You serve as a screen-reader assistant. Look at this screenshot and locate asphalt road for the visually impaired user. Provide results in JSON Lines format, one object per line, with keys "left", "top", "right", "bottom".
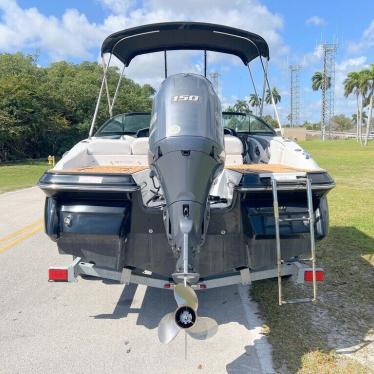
{"left": 0, "top": 187, "right": 275, "bottom": 374}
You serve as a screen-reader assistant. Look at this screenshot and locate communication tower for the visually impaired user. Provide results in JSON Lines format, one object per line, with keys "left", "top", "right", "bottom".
{"left": 289, "top": 65, "right": 301, "bottom": 127}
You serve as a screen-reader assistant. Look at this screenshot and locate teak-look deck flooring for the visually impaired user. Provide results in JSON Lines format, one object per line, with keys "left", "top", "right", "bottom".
{"left": 56, "top": 163, "right": 322, "bottom": 175}
{"left": 61, "top": 165, "right": 148, "bottom": 174}
{"left": 224, "top": 163, "right": 319, "bottom": 174}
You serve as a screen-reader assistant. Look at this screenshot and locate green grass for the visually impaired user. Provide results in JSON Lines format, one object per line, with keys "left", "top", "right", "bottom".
{"left": 251, "top": 139, "right": 374, "bottom": 373}
{"left": 0, "top": 159, "right": 49, "bottom": 193}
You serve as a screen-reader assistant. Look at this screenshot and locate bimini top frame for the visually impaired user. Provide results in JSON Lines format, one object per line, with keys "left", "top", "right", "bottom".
{"left": 101, "top": 22, "right": 269, "bottom": 67}
{"left": 90, "top": 22, "right": 282, "bottom": 137}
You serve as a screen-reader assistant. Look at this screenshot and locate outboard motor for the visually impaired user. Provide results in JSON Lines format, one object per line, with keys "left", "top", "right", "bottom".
{"left": 149, "top": 73, "right": 224, "bottom": 282}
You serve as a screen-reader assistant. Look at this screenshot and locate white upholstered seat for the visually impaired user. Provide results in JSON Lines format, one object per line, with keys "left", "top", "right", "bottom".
{"left": 87, "top": 139, "right": 132, "bottom": 155}
{"left": 224, "top": 135, "right": 243, "bottom": 165}
{"left": 131, "top": 138, "right": 149, "bottom": 155}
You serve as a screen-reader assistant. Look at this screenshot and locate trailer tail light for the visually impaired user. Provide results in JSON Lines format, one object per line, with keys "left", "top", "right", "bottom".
{"left": 163, "top": 283, "right": 172, "bottom": 289}
{"left": 304, "top": 270, "right": 324, "bottom": 282}
{"left": 49, "top": 268, "right": 68, "bottom": 281}
{"left": 198, "top": 284, "right": 207, "bottom": 289}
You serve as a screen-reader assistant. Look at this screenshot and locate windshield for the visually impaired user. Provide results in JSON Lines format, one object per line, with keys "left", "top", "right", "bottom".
{"left": 95, "top": 111, "right": 275, "bottom": 137}
{"left": 95, "top": 113, "right": 151, "bottom": 136}
{"left": 222, "top": 112, "right": 275, "bottom": 134}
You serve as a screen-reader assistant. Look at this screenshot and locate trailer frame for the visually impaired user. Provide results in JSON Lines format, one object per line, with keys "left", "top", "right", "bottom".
{"left": 48, "top": 257, "right": 323, "bottom": 290}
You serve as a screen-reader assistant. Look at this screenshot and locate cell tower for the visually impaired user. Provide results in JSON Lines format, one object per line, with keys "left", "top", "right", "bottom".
{"left": 209, "top": 72, "right": 221, "bottom": 98}
{"left": 321, "top": 43, "right": 337, "bottom": 140}
{"left": 289, "top": 65, "right": 301, "bottom": 127}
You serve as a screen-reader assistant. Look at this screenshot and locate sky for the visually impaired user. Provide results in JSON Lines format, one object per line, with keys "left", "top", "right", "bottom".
{"left": 0, "top": 0, "right": 373, "bottom": 123}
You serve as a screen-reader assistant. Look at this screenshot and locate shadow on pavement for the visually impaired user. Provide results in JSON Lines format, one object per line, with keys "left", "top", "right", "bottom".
{"left": 93, "top": 283, "right": 271, "bottom": 372}
{"left": 94, "top": 283, "right": 246, "bottom": 328}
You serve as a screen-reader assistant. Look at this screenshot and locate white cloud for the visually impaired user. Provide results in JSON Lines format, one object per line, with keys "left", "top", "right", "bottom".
{"left": 144, "top": 0, "right": 288, "bottom": 58}
{"left": 221, "top": 95, "right": 239, "bottom": 109}
{"left": 0, "top": 0, "right": 288, "bottom": 63}
{"left": 305, "top": 16, "right": 326, "bottom": 26}
{"left": 347, "top": 19, "right": 374, "bottom": 53}
{"left": 301, "top": 44, "right": 323, "bottom": 68}
{"left": 124, "top": 50, "right": 202, "bottom": 89}
{"left": 0, "top": 0, "right": 103, "bottom": 60}
{"left": 0, "top": 0, "right": 290, "bottom": 98}
{"left": 336, "top": 56, "right": 367, "bottom": 73}
{"left": 98, "top": 0, "right": 131, "bottom": 14}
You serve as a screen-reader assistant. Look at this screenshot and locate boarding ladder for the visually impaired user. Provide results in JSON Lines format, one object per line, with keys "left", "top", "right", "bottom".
{"left": 271, "top": 175, "right": 317, "bottom": 305}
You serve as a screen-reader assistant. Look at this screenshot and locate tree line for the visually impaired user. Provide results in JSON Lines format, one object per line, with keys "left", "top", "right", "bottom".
{"left": 0, "top": 53, "right": 154, "bottom": 162}
{"left": 2, "top": 52, "right": 372, "bottom": 163}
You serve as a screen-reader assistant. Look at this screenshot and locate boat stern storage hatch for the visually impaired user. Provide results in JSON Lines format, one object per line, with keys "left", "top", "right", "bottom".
{"left": 39, "top": 22, "right": 335, "bottom": 344}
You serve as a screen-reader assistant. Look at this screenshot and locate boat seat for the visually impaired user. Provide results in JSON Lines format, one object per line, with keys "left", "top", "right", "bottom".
{"left": 87, "top": 139, "right": 132, "bottom": 155}
{"left": 129, "top": 138, "right": 149, "bottom": 165}
{"left": 121, "top": 135, "right": 136, "bottom": 143}
{"left": 224, "top": 135, "right": 243, "bottom": 165}
{"left": 131, "top": 137, "right": 149, "bottom": 155}
{"left": 85, "top": 136, "right": 244, "bottom": 166}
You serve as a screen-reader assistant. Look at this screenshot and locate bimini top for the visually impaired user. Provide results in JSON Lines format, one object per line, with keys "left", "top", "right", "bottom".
{"left": 101, "top": 22, "right": 269, "bottom": 67}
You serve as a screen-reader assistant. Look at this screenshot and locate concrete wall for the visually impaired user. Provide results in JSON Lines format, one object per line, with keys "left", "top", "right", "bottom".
{"left": 283, "top": 128, "right": 307, "bottom": 141}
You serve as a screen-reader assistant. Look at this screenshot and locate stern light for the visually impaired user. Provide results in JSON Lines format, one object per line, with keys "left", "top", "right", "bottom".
{"left": 304, "top": 270, "right": 324, "bottom": 282}
{"left": 48, "top": 268, "right": 68, "bottom": 282}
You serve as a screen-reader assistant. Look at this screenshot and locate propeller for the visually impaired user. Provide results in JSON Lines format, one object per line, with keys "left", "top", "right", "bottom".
{"left": 157, "top": 284, "right": 218, "bottom": 347}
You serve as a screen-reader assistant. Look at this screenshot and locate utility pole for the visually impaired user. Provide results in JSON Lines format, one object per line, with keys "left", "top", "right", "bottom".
{"left": 321, "top": 43, "right": 337, "bottom": 140}
{"left": 289, "top": 65, "right": 301, "bottom": 127}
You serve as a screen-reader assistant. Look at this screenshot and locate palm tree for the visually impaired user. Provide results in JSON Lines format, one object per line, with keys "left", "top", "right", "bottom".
{"left": 344, "top": 71, "right": 369, "bottom": 143}
{"left": 358, "top": 70, "right": 370, "bottom": 144}
{"left": 265, "top": 87, "right": 281, "bottom": 105}
{"left": 311, "top": 71, "right": 331, "bottom": 91}
{"left": 352, "top": 112, "right": 367, "bottom": 126}
{"left": 312, "top": 71, "right": 332, "bottom": 140}
{"left": 248, "top": 94, "right": 262, "bottom": 115}
{"left": 264, "top": 87, "right": 281, "bottom": 123}
{"left": 344, "top": 72, "right": 361, "bottom": 142}
{"left": 344, "top": 70, "right": 372, "bottom": 144}
{"left": 363, "top": 64, "right": 374, "bottom": 146}
{"left": 233, "top": 99, "right": 251, "bottom": 114}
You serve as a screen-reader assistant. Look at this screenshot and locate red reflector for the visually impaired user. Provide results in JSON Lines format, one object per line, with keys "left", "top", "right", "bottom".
{"left": 163, "top": 283, "right": 171, "bottom": 289}
{"left": 304, "top": 270, "right": 324, "bottom": 282}
{"left": 49, "top": 268, "right": 68, "bottom": 281}
{"left": 199, "top": 284, "right": 207, "bottom": 289}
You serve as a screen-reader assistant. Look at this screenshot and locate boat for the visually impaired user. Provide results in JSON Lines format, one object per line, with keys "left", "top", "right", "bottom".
{"left": 39, "top": 22, "right": 335, "bottom": 343}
